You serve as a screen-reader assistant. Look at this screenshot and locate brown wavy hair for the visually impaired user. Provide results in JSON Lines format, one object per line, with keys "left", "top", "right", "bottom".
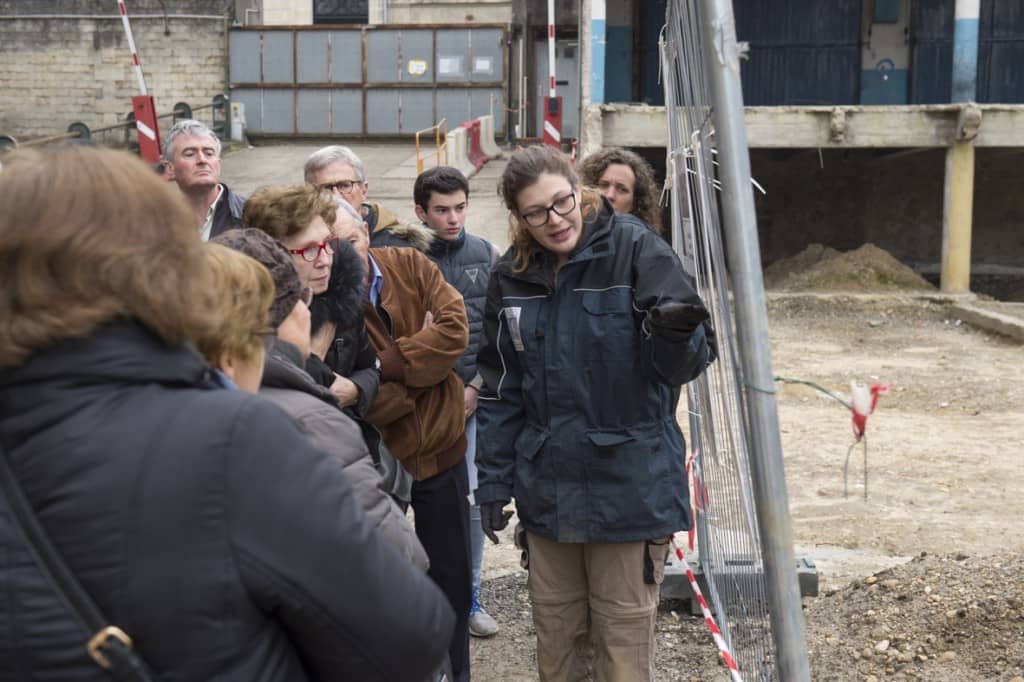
{"left": 0, "top": 146, "right": 217, "bottom": 368}
{"left": 193, "top": 243, "right": 274, "bottom": 365}
{"left": 577, "top": 147, "right": 663, "bottom": 234}
{"left": 498, "top": 145, "right": 602, "bottom": 272}
{"left": 242, "top": 185, "right": 338, "bottom": 240}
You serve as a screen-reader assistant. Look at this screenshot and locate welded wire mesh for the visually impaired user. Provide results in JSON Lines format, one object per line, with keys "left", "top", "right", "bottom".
{"left": 662, "top": 2, "right": 777, "bottom": 679}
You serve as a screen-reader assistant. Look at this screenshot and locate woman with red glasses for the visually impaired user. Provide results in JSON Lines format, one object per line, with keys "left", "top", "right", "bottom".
{"left": 243, "top": 186, "right": 339, "bottom": 295}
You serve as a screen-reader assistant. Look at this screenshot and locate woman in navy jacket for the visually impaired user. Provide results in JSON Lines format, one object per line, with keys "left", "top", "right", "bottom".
{"left": 475, "top": 146, "right": 715, "bottom": 681}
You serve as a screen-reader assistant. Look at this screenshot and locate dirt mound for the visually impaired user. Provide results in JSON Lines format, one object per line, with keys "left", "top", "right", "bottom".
{"left": 806, "top": 553, "right": 1024, "bottom": 681}
{"left": 766, "top": 243, "right": 935, "bottom": 293}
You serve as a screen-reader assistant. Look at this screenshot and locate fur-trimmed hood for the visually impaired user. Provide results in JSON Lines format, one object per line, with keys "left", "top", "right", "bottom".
{"left": 310, "top": 237, "right": 366, "bottom": 335}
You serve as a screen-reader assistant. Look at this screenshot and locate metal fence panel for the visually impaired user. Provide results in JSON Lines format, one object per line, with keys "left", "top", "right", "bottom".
{"left": 297, "top": 32, "right": 329, "bottom": 84}
{"left": 437, "top": 29, "right": 470, "bottom": 83}
{"left": 330, "top": 31, "right": 363, "bottom": 83}
{"left": 297, "top": 89, "right": 330, "bottom": 133}
{"left": 400, "top": 89, "right": 435, "bottom": 132}
{"left": 261, "top": 89, "right": 294, "bottom": 133}
{"left": 262, "top": 32, "right": 294, "bottom": 83}
{"left": 366, "top": 89, "right": 401, "bottom": 133}
{"left": 367, "top": 30, "right": 401, "bottom": 83}
{"left": 469, "top": 28, "right": 503, "bottom": 83}
{"left": 230, "top": 32, "right": 261, "bottom": 83}
{"left": 331, "top": 89, "right": 363, "bottom": 133}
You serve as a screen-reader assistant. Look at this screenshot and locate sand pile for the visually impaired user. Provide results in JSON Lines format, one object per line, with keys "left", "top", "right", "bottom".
{"left": 765, "top": 243, "right": 935, "bottom": 293}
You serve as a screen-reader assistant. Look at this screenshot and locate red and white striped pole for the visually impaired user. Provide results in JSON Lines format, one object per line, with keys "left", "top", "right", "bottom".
{"left": 670, "top": 538, "right": 744, "bottom": 682}
{"left": 542, "top": 0, "right": 562, "bottom": 149}
{"left": 117, "top": 0, "right": 147, "bottom": 95}
{"left": 116, "top": 0, "right": 162, "bottom": 164}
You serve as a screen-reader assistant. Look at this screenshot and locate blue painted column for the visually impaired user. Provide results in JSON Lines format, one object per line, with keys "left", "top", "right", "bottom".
{"left": 590, "top": 0, "right": 606, "bottom": 104}
{"left": 952, "top": 0, "right": 980, "bottom": 102}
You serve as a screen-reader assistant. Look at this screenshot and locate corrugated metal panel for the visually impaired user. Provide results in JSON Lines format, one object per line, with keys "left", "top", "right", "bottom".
{"left": 232, "top": 89, "right": 262, "bottom": 132}
{"left": 230, "top": 32, "right": 260, "bottom": 83}
{"left": 261, "top": 90, "right": 294, "bottom": 133}
{"left": 978, "top": 0, "right": 1024, "bottom": 103}
{"left": 297, "top": 33, "right": 329, "bottom": 84}
{"left": 367, "top": 30, "right": 401, "bottom": 83}
{"left": 469, "top": 28, "right": 503, "bottom": 83}
{"left": 400, "top": 90, "right": 435, "bottom": 132}
{"left": 331, "top": 89, "right": 363, "bottom": 133}
{"left": 436, "top": 89, "right": 471, "bottom": 129}
{"left": 909, "top": 1, "right": 953, "bottom": 103}
{"left": 262, "top": 32, "right": 294, "bottom": 83}
{"left": 330, "top": 31, "right": 362, "bottom": 83}
{"left": 734, "top": 0, "right": 861, "bottom": 105}
{"left": 297, "top": 90, "right": 330, "bottom": 133}
{"left": 366, "top": 90, "right": 401, "bottom": 133}
{"left": 400, "top": 30, "right": 433, "bottom": 83}
{"left": 437, "top": 29, "right": 470, "bottom": 83}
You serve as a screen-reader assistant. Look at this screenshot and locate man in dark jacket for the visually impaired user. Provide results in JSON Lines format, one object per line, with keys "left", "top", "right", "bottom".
{"left": 415, "top": 166, "right": 501, "bottom": 638}
{"left": 0, "top": 145, "right": 454, "bottom": 681}
{"left": 163, "top": 118, "right": 244, "bottom": 240}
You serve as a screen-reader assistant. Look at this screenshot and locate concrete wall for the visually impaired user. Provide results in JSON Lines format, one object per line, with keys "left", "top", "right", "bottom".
{"left": 262, "top": 0, "right": 311, "bottom": 25}
{"left": 370, "top": 0, "right": 511, "bottom": 24}
{"left": 0, "top": 1, "right": 228, "bottom": 141}
{"left": 750, "top": 148, "right": 1024, "bottom": 272}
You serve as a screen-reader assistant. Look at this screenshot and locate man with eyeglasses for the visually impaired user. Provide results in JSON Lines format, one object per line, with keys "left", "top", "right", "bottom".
{"left": 162, "top": 119, "right": 244, "bottom": 241}
{"left": 303, "top": 145, "right": 435, "bottom": 251}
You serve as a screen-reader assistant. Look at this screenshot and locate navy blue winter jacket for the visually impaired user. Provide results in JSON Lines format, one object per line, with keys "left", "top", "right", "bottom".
{"left": 474, "top": 200, "right": 715, "bottom": 543}
{"left": 426, "top": 228, "right": 496, "bottom": 384}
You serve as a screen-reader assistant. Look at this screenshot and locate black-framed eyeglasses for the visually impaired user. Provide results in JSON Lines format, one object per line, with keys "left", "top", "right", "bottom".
{"left": 520, "top": 193, "right": 577, "bottom": 228}
{"left": 287, "top": 237, "right": 339, "bottom": 263}
{"left": 317, "top": 179, "right": 362, "bottom": 195}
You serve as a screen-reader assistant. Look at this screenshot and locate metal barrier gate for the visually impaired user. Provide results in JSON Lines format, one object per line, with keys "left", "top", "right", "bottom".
{"left": 229, "top": 24, "right": 507, "bottom": 137}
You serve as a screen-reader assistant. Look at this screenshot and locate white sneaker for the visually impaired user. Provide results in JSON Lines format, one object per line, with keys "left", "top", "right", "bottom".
{"left": 468, "top": 607, "right": 499, "bottom": 637}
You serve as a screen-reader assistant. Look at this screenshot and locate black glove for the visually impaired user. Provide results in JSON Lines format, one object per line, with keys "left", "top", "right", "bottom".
{"left": 646, "top": 301, "right": 710, "bottom": 340}
{"left": 480, "top": 501, "right": 514, "bottom": 545}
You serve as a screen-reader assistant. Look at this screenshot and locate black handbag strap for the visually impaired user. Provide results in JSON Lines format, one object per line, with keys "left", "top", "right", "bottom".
{"left": 0, "top": 446, "right": 155, "bottom": 682}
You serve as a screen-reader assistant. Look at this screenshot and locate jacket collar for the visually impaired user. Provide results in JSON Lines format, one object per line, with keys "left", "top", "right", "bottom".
{"left": 0, "top": 318, "right": 215, "bottom": 390}
{"left": 426, "top": 227, "right": 466, "bottom": 258}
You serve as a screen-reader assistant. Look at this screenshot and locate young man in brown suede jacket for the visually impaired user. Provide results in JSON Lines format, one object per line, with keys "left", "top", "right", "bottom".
{"left": 330, "top": 198, "right": 473, "bottom": 682}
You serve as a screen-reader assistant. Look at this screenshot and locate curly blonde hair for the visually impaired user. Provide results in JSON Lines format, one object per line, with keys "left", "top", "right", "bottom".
{"left": 577, "top": 147, "right": 663, "bottom": 234}
{"left": 193, "top": 243, "right": 275, "bottom": 365}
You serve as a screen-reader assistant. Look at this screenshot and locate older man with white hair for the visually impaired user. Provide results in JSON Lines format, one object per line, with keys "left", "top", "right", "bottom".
{"left": 163, "top": 119, "right": 245, "bottom": 240}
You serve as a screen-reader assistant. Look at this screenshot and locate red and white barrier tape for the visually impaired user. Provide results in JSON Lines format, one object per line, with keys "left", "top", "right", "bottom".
{"left": 670, "top": 538, "right": 744, "bottom": 682}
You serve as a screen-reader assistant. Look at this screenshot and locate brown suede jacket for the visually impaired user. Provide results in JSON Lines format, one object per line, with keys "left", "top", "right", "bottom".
{"left": 364, "top": 247, "right": 469, "bottom": 481}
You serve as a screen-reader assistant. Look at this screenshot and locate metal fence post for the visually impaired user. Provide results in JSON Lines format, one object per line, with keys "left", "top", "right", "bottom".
{"left": 696, "top": 0, "right": 811, "bottom": 679}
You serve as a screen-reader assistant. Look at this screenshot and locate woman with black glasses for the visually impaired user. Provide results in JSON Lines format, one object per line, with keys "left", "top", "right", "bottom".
{"left": 474, "top": 146, "right": 716, "bottom": 682}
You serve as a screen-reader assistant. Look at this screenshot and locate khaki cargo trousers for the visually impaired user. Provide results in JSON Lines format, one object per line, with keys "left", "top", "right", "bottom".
{"left": 523, "top": 531, "right": 672, "bottom": 682}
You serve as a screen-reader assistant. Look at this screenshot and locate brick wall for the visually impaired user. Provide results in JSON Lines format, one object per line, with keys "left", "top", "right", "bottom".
{"left": 0, "top": 1, "right": 229, "bottom": 141}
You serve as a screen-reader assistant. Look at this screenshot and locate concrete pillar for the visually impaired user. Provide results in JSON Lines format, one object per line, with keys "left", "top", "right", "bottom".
{"left": 578, "top": 0, "right": 606, "bottom": 158}
{"left": 941, "top": 141, "right": 975, "bottom": 292}
{"left": 941, "top": 0, "right": 980, "bottom": 293}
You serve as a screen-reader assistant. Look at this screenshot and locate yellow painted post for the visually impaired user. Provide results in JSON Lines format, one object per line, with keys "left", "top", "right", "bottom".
{"left": 941, "top": 140, "right": 975, "bottom": 293}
